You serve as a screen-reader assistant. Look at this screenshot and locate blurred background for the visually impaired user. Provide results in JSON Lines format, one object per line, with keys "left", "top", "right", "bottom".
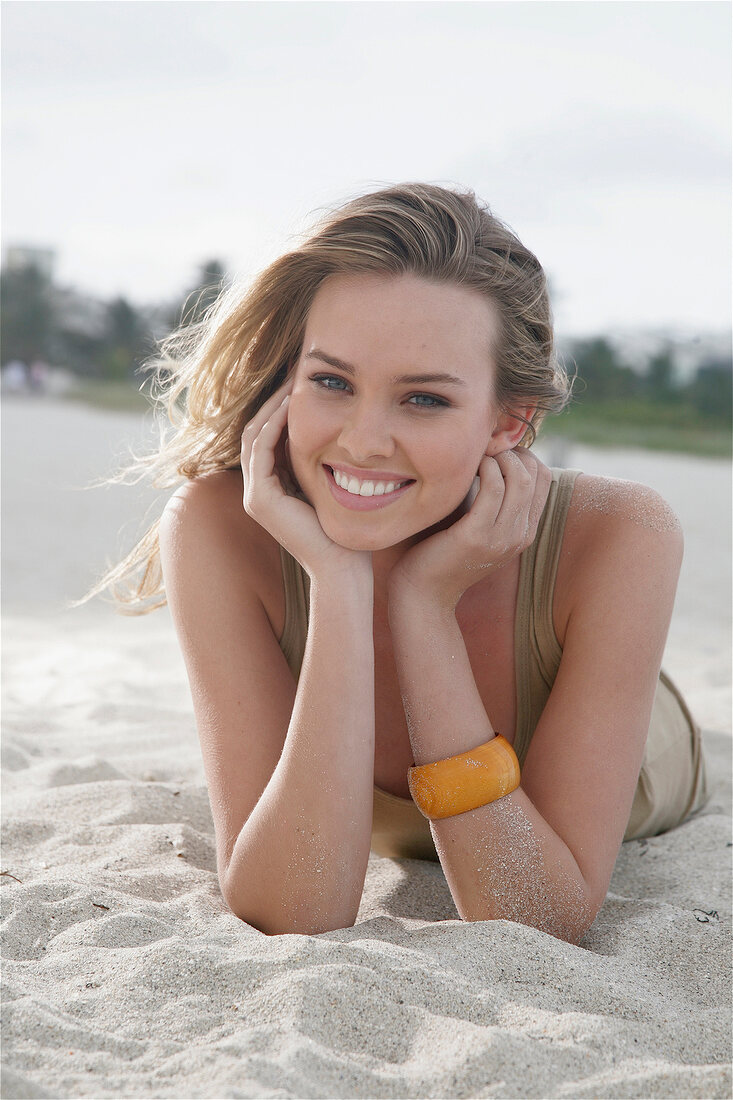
{"left": 2, "top": 0, "right": 731, "bottom": 456}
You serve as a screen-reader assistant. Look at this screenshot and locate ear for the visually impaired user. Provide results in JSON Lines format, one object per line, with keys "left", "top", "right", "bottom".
{"left": 484, "top": 406, "right": 536, "bottom": 455}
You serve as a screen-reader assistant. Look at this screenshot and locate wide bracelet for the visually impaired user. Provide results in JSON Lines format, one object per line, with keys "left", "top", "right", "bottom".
{"left": 407, "top": 734, "right": 521, "bottom": 820}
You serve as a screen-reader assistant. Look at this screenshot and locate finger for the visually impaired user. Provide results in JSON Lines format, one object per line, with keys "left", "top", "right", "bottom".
{"left": 242, "top": 397, "right": 292, "bottom": 517}
{"left": 246, "top": 394, "right": 291, "bottom": 480}
{"left": 495, "top": 446, "right": 537, "bottom": 478}
{"left": 240, "top": 378, "right": 294, "bottom": 450}
{"left": 240, "top": 385, "right": 291, "bottom": 466}
{"left": 508, "top": 446, "right": 550, "bottom": 485}
{"left": 470, "top": 455, "right": 506, "bottom": 525}
{"left": 492, "top": 450, "right": 535, "bottom": 531}
{"left": 509, "top": 449, "right": 550, "bottom": 508}
{"left": 500, "top": 449, "right": 551, "bottom": 547}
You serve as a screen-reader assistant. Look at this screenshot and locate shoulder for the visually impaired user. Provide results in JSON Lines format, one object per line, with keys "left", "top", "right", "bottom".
{"left": 554, "top": 472, "right": 683, "bottom": 637}
{"left": 567, "top": 472, "right": 682, "bottom": 541}
{"left": 160, "top": 468, "right": 285, "bottom": 635}
{"left": 162, "top": 467, "right": 243, "bottom": 531}
{"left": 161, "top": 468, "right": 272, "bottom": 562}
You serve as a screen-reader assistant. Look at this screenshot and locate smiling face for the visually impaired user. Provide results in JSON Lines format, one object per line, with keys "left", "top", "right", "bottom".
{"left": 286, "top": 272, "right": 506, "bottom": 553}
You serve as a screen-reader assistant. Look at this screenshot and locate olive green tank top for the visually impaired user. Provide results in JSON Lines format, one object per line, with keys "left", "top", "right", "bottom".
{"left": 276, "top": 469, "right": 708, "bottom": 860}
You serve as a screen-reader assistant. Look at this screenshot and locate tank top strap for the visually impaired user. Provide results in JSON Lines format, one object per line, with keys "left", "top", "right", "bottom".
{"left": 513, "top": 467, "right": 581, "bottom": 765}
{"left": 277, "top": 544, "right": 310, "bottom": 682}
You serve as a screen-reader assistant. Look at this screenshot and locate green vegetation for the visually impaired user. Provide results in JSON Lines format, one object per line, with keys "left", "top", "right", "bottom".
{"left": 544, "top": 337, "right": 732, "bottom": 458}
{"left": 0, "top": 258, "right": 225, "bottom": 381}
{"left": 542, "top": 402, "right": 731, "bottom": 458}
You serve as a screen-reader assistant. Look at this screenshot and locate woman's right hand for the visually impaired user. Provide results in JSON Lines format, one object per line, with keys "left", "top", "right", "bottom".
{"left": 240, "top": 380, "right": 372, "bottom": 583}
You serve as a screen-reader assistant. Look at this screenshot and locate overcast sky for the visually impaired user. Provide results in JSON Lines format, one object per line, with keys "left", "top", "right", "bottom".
{"left": 2, "top": 0, "right": 731, "bottom": 337}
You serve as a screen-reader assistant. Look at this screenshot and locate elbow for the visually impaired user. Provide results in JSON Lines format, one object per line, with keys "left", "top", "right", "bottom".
{"left": 461, "top": 909, "right": 594, "bottom": 945}
{"left": 223, "top": 894, "right": 277, "bottom": 936}
{"left": 458, "top": 882, "right": 601, "bottom": 945}
{"left": 226, "top": 900, "right": 357, "bottom": 937}
{"left": 219, "top": 871, "right": 276, "bottom": 934}
{"left": 220, "top": 873, "right": 357, "bottom": 937}
{"left": 220, "top": 885, "right": 288, "bottom": 936}
{"left": 219, "top": 866, "right": 263, "bottom": 931}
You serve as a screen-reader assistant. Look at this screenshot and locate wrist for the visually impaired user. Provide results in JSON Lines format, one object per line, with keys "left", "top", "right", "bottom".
{"left": 387, "top": 575, "right": 458, "bottom": 628}
{"left": 306, "top": 549, "right": 374, "bottom": 593}
{"left": 309, "top": 568, "right": 374, "bottom": 607}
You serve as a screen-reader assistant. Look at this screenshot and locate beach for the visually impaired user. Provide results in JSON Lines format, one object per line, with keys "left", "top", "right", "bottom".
{"left": 2, "top": 396, "right": 731, "bottom": 1100}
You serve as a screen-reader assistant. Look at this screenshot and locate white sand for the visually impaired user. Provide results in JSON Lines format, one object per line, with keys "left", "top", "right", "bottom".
{"left": 2, "top": 397, "right": 731, "bottom": 1100}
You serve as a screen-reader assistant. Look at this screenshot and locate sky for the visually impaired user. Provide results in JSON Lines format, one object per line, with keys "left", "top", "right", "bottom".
{"left": 2, "top": 0, "right": 731, "bottom": 338}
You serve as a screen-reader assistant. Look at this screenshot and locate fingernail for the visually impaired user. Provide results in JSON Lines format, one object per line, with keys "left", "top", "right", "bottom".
{"left": 281, "top": 394, "right": 290, "bottom": 405}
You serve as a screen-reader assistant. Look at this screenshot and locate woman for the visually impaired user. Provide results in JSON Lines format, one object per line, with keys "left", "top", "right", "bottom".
{"left": 98, "top": 183, "right": 708, "bottom": 941}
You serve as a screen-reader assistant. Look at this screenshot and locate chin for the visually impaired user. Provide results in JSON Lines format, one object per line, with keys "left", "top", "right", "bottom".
{"left": 318, "top": 519, "right": 406, "bottom": 553}
{"left": 316, "top": 504, "right": 460, "bottom": 554}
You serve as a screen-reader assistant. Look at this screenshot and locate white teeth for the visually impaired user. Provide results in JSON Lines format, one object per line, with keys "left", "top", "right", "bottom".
{"left": 331, "top": 469, "right": 408, "bottom": 496}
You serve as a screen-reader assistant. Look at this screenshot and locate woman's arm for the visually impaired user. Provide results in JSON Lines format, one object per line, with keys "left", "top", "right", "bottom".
{"left": 160, "top": 385, "right": 377, "bottom": 936}
{"left": 387, "top": 463, "right": 683, "bottom": 943}
{"left": 161, "top": 478, "right": 376, "bottom": 936}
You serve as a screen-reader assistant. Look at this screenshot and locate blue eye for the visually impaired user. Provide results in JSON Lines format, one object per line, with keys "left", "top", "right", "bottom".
{"left": 310, "top": 374, "right": 449, "bottom": 410}
{"left": 312, "top": 374, "right": 349, "bottom": 392}
{"left": 408, "top": 393, "right": 449, "bottom": 409}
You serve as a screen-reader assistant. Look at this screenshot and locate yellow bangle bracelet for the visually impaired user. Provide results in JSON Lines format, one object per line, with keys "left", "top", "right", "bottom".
{"left": 407, "top": 734, "right": 521, "bottom": 820}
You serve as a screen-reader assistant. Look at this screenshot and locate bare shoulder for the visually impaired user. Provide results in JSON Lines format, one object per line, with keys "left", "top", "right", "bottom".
{"left": 160, "top": 468, "right": 284, "bottom": 637}
{"left": 568, "top": 472, "right": 682, "bottom": 538}
{"left": 554, "top": 472, "right": 683, "bottom": 638}
{"left": 161, "top": 468, "right": 273, "bottom": 564}
{"left": 163, "top": 467, "right": 251, "bottom": 542}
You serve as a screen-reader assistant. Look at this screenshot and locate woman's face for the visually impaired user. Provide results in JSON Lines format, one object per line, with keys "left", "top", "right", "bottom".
{"left": 286, "top": 272, "right": 503, "bottom": 553}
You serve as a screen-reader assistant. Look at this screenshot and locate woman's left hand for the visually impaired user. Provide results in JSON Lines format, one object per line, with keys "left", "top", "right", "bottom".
{"left": 388, "top": 449, "right": 553, "bottom": 613}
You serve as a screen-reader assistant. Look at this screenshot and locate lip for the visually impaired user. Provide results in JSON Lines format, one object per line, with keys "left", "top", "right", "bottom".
{"left": 323, "top": 465, "right": 415, "bottom": 511}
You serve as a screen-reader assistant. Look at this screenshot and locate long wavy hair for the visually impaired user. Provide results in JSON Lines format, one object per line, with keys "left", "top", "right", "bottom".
{"left": 84, "top": 182, "right": 570, "bottom": 614}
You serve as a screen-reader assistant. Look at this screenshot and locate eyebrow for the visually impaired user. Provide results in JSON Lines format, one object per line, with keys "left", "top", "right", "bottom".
{"left": 303, "top": 348, "right": 467, "bottom": 387}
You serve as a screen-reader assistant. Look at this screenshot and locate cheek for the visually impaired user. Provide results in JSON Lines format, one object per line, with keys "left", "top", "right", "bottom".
{"left": 430, "top": 426, "right": 488, "bottom": 484}
{"left": 285, "top": 396, "right": 337, "bottom": 487}
{"left": 286, "top": 395, "right": 322, "bottom": 454}
{"left": 420, "top": 425, "right": 489, "bottom": 517}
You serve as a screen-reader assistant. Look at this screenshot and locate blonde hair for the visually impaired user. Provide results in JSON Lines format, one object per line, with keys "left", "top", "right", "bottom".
{"left": 87, "top": 182, "right": 570, "bottom": 614}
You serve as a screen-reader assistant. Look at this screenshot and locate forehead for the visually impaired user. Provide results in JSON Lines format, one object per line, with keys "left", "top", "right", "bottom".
{"left": 303, "top": 273, "right": 497, "bottom": 381}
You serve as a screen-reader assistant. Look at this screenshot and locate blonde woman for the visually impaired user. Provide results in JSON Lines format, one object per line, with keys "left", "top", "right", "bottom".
{"left": 99, "top": 184, "right": 708, "bottom": 940}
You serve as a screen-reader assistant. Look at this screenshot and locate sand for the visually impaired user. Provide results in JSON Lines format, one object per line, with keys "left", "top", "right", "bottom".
{"left": 2, "top": 397, "right": 731, "bottom": 1100}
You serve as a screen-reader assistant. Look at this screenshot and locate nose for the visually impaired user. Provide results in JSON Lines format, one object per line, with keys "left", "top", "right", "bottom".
{"left": 336, "top": 401, "right": 396, "bottom": 463}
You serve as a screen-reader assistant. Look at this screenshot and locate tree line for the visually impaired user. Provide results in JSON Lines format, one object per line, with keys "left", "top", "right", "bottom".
{"left": 1, "top": 258, "right": 730, "bottom": 426}
{"left": 0, "top": 258, "right": 226, "bottom": 383}
{"left": 562, "top": 335, "right": 731, "bottom": 425}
